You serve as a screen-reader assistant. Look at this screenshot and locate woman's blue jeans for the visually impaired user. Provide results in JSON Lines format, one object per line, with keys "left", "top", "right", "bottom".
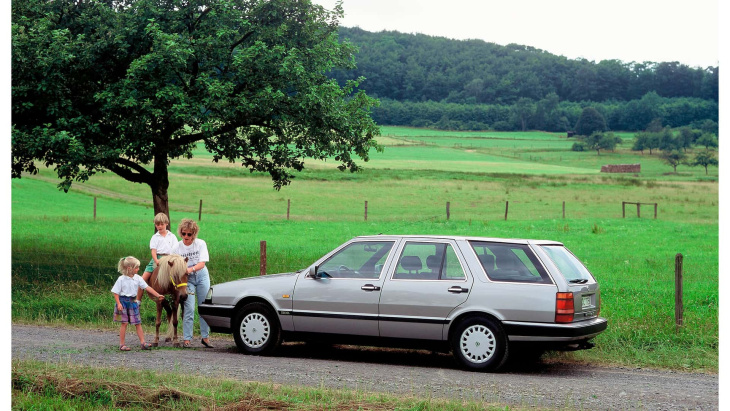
{"left": 182, "top": 267, "right": 210, "bottom": 341}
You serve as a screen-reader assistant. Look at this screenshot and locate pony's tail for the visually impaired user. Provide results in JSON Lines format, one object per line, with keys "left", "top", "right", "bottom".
{"left": 164, "top": 303, "right": 184, "bottom": 341}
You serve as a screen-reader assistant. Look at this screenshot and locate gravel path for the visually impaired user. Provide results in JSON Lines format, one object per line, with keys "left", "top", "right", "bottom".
{"left": 12, "top": 324, "right": 718, "bottom": 410}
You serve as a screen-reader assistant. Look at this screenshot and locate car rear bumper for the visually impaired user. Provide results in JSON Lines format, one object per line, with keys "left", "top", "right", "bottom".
{"left": 503, "top": 317, "right": 608, "bottom": 342}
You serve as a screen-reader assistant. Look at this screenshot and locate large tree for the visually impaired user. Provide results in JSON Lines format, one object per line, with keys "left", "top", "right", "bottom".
{"left": 574, "top": 107, "right": 606, "bottom": 136}
{"left": 581, "top": 131, "right": 620, "bottom": 156}
{"left": 12, "top": 0, "right": 380, "bottom": 217}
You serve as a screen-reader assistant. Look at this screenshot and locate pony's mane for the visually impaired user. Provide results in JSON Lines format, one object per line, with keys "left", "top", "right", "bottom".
{"left": 155, "top": 255, "right": 187, "bottom": 288}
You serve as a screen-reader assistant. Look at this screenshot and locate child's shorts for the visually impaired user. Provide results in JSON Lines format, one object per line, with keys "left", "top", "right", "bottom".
{"left": 114, "top": 296, "right": 141, "bottom": 325}
{"left": 144, "top": 258, "right": 156, "bottom": 273}
{"left": 144, "top": 254, "right": 168, "bottom": 273}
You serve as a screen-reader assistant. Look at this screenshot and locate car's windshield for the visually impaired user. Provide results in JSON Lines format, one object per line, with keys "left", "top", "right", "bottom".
{"left": 540, "top": 245, "right": 593, "bottom": 282}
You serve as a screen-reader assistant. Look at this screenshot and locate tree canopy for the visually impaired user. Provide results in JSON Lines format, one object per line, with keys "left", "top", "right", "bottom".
{"left": 574, "top": 107, "right": 606, "bottom": 136}
{"left": 12, "top": 0, "right": 380, "bottom": 217}
{"left": 331, "top": 27, "right": 718, "bottom": 105}
{"left": 691, "top": 150, "right": 718, "bottom": 175}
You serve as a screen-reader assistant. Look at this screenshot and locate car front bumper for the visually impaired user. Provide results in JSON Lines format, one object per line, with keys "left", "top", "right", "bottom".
{"left": 199, "top": 303, "right": 234, "bottom": 333}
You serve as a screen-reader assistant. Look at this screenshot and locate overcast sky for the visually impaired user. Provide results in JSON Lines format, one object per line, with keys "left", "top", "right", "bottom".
{"left": 311, "top": 0, "right": 719, "bottom": 68}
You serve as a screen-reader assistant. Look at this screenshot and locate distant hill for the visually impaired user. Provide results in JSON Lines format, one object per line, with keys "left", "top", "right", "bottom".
{"left": 330, "top": 27, "right": 718, "bottom": 105}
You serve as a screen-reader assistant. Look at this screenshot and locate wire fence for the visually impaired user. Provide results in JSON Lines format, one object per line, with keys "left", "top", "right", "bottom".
{"left": 11, "top": 249, "right": 718, "bottom": 288}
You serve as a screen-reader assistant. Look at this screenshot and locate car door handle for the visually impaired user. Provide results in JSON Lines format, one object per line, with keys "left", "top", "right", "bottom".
{"left": 448, "top": 286, "right": 469, "bottom": 293}
{"left": 361, "top": 284, "right": 381, "bottom": 291}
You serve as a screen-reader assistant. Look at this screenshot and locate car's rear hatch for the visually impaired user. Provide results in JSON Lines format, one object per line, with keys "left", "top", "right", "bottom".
{"left": 538, "top": 244, "right": 601, "bottom": 322}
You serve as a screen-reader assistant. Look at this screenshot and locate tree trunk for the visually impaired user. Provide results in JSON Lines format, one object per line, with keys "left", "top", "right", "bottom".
{"left": 150, "top": 153, "right": 171, "bottom": 222}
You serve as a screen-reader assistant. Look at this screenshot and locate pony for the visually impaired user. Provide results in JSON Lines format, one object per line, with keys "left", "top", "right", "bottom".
{"left": 147, "top": 254, "right": 189, "bottom": 347}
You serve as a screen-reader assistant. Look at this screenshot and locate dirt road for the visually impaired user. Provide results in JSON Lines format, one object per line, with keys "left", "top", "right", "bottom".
{"left": 12, "top": 324, "right": 718, "bottom": 410}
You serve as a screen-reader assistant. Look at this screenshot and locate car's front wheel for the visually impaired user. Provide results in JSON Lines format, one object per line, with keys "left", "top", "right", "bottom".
{"left": 450, "top": 316, "right": 508, "bottom": 371}
{"left": 232, "top": 302, "right": 281, "bottom": 355}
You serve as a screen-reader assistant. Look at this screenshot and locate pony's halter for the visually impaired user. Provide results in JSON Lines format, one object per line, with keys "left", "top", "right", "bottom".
{"left": 170, "top": 277, "right": 187, "bottom": 289}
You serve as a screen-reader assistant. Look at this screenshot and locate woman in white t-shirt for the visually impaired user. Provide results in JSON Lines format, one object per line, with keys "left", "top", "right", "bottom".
{"left": 173, "top": 218, "right": 213, "bottom": 348}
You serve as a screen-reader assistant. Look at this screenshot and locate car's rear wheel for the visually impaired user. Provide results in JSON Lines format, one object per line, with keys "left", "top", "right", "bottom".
{"left": 450, "top": 316, "right": 508, "bottom": 371}
{"left": 233, "top": 302, "right": 281, "bottom": 355}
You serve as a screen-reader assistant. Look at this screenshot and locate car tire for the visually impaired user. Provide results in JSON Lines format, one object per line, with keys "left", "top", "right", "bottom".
{"left": 232, "top": 302, "right": 281, "bottom": 355}
{"left": 450, "top": 316, "right": 508, "bottom": 371}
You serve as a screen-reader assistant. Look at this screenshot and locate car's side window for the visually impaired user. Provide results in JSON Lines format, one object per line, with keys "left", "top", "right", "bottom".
{"left": 442, "top": 246, "right": 466, "bottom": 280}
{"left": 393, "top": 242, "right": 465, "bottom": 280}
{"left": 318, "top": 241, "right": 394, "bottom": 279}
{"left": 470, "top": 241, "right": 552, "bottom": 284}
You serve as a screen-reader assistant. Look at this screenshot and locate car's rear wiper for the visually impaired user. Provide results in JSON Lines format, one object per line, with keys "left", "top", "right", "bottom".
{"left": 569, "top": 279, "right": 589, "bottom": 284}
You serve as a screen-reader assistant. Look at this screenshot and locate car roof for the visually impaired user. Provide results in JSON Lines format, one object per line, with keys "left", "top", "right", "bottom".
{"left": 352, "top": 235, "right": 563, "bottom": 246}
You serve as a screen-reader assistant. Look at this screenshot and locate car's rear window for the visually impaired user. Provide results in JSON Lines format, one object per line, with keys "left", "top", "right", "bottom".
{"left": 469, "top": 241, "right": 552, "bottom": 284}
{"left": 539, "top": 245, "right": 594, "bottom": 282}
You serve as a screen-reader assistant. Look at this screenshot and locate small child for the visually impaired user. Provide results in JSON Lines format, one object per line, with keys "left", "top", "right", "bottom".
{"left": 139, "top": 213, "right": 178, "bottom": 300}
{"left": 112, "top": 256, "right": 165, "bottom": 351}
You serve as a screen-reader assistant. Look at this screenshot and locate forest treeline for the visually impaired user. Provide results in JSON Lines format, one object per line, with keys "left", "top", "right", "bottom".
{"left": 330, "top": 27, "right": 718, "bottom": 132}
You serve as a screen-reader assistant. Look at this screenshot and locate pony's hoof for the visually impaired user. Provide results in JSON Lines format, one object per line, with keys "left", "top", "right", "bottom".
{"left": 173, "top": 342, "right": 180, "bottom": 348}
{"left": 165, "top": 338, "right": 172, "bottom": 343}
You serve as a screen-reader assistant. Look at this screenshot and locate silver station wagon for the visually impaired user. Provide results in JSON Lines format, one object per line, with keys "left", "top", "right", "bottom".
{"left": 199, "top": 235, "right": 607, "bottom": 371}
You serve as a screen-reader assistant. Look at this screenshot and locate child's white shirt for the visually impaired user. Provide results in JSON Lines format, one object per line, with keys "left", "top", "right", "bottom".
{"left": 150, "top": 230, "right": 179, "bottom": 254}
{"left": 111, "top": 274, "right": 149, "bottom": 297}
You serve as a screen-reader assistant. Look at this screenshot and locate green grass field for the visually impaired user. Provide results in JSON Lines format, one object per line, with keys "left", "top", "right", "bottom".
{"left": 11, "top": 127, "right": 718, "bottom": 373}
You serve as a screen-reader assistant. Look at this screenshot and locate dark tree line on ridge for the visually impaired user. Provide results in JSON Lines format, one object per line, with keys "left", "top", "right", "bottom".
{"left": 330, "top": 27, "right": 718, "bottom": 132}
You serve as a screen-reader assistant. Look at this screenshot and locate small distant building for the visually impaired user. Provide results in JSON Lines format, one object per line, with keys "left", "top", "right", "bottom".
{"left": 567, "top": 131, "right": 576, "bottom": 138}
{"left": 600, "top": 164, "right": 641, "bottom": 173}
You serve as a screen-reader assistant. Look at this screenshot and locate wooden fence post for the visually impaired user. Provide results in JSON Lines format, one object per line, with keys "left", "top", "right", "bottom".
{"left": 504, "top": 201, "right": 509, "bottom": 220}
{"left": 562, "top": 201, "right": 565, "bottom": 219}
{"left": 675, "top": 253, "right": 683, "bottom": 331}
{"left": 637, "top": 203, "right": 641, "bottom": 218}
{"left": 364, "top": 201, "right": 368, "bottom": 221}
{"left": 287, "top": 199, "right": 290, "bottom": 221}
{"left": 654, "top": 203, "right": 658, "bottom": 219}
{"left": 622, "top": 201, "right": 626, "bottom": 218}
{"left": 260, "top": 241, "right": 267, "bottom": 276}
{"left": 446, "top": 202, "right": 450, "bottom": 220}
{"left": 198, "top": 199, "right": 203, "bottom": 221}
{"left": 93, "top": 197, "right": 97, "bottom": 220}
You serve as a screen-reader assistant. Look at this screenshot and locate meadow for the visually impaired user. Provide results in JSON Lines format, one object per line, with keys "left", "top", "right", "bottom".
{"left": 11, "top": 127, "right": 718, "bottom": 373}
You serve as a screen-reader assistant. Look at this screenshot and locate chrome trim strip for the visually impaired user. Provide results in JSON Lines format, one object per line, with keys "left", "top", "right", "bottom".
{"left": 288, "top": 310, "right": 448, "bottom": 324}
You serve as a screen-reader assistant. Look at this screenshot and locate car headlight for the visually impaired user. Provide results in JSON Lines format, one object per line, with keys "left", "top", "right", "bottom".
{"left": 204, "top": 287, "right": 213, "bottom": 302}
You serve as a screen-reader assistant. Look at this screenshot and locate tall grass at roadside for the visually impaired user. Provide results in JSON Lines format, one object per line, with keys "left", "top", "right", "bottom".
{"left": 13, "top": 359, "right": 507, "bottom": 410}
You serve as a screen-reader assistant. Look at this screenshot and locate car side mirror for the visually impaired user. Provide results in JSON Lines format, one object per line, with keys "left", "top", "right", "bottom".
{"left": 308, "top": 265, "right": 318, "bottom": 278}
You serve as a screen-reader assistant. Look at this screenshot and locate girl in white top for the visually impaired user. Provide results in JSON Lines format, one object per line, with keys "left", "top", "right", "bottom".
{"left": 173, "top": 218, "right": 213, "bottom": 348}
{"left": 112, "top": 256, "right": 164, "bottom": 351}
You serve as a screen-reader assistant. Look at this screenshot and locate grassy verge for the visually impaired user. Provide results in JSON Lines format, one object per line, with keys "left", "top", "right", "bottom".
{"left": 12, "top": 359, "right": 513, "bottom": 410}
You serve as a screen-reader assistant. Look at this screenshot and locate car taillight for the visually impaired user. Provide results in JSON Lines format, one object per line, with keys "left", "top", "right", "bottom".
{"left": 556, "top": 292, "right": 574, "bottom": 323}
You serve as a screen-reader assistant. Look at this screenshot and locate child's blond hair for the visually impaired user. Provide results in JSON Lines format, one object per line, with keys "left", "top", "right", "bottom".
{"left": 154, "top": 212, "right": 170, "bottom": 226}
{"left": 117, "top": 256, "right": 141, "bottom": 275}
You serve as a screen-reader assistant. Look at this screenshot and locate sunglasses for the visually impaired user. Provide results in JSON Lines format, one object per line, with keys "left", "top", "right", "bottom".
{"left": 181, "top": 232, "right": 194, "bottom": 237}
